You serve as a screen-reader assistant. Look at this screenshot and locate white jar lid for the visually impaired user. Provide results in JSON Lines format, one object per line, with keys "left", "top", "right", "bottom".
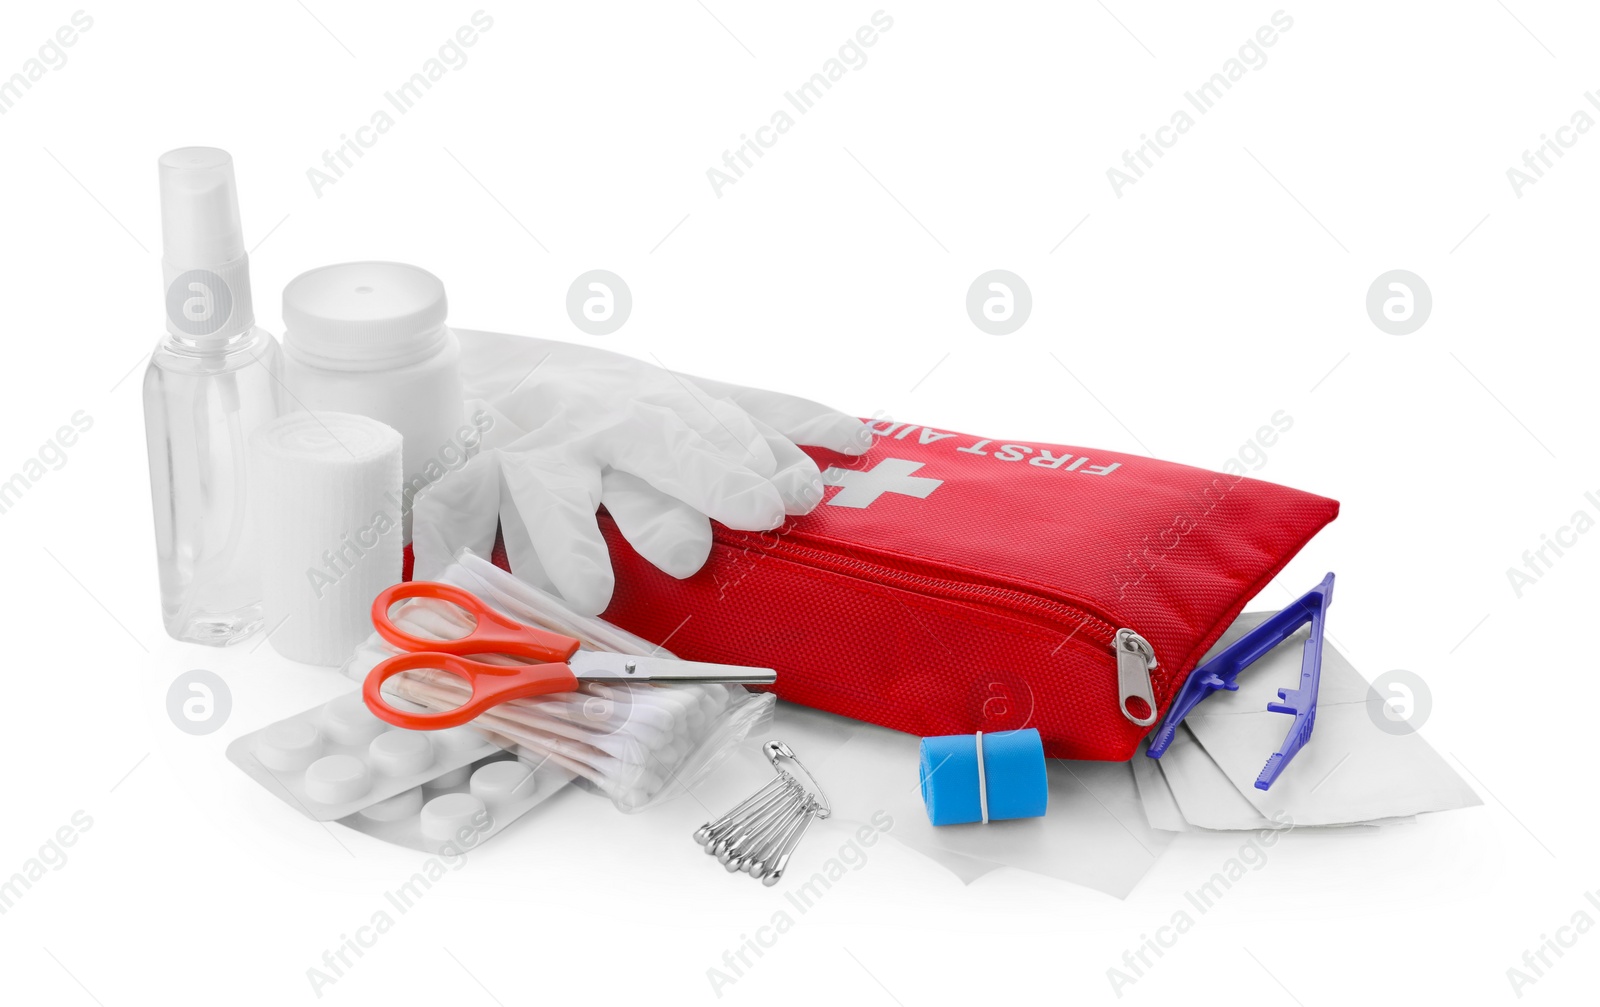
{"left": 282, "top": 261, "right": 448, "bottom": 370}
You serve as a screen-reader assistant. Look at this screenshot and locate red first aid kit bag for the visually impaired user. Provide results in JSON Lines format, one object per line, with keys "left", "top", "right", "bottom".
{"left": 593, "top": 420, "right": 1338, "bottom": 761}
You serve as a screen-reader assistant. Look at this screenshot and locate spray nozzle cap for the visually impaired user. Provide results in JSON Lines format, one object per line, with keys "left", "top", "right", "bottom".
{"left": 156, "top": 147, "right": 257, "bottom": 344}
{"left": 159, "top": 147, "right": 246, "bottom": 268}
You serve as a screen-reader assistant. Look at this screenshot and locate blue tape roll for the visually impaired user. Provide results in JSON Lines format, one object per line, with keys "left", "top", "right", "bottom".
{"left": 919, "top": 728, "right": 1048, "bottom": 826}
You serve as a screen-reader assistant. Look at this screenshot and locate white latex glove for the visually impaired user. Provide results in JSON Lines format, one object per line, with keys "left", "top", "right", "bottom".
{"left": 412, "top": 330, "right": 870, "bottom": 614}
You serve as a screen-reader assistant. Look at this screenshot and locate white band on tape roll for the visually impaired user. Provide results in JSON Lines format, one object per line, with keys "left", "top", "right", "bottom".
{"left": 975, "top": 731, "right": 989, "bottom": 825}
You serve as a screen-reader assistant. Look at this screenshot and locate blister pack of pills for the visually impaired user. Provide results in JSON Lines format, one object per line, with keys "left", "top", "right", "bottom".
{"left": 226, "top": 691, "right": 502, "bottom": 821}
{"left": 337, "top": 752, "right": 573, "bottom": 853}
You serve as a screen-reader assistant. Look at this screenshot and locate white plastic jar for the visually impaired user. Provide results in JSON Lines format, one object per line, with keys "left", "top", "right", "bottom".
{"left": 280, "top": 262, "right": 467, "bottom": 541}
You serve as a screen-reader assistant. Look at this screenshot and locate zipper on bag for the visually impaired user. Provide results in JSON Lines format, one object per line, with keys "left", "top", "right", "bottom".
{"left": 717, "top": 530, "right": 1164, "bottom": 726}
{"left": 1113, "top": 629, "right": 1159, "bottom": 726}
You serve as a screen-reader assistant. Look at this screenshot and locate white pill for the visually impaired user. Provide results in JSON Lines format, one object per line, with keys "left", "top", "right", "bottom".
{"left": 359, "top": 787, "right": 423, "bottom": 822}
{"left": 319, "top": 693, "right": 387, "bottom": 747}
{"left": 420, "top": 792, "right": 488, "bottom": 843}
{"left": 470, "top": 760, "right": 537, "bottom": 807}
{"left": 427, "top": 765, "right": 472, "bottom": 789}
{"left": 255, "top": 720, "right": 322, "bottom": 772}
{"left": 304, "top": 754, "right": 372, "bottom": 804}
{"left": 434, "top": 725, "right": 487, "bottom": 755}
{"left": 368, "top": 730, "right": 434, "bottom": 776}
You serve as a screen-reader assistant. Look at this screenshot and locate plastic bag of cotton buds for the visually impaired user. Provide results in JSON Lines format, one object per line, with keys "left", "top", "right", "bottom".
{"left": 343, "top": 550, "right": 774, "bottom": 812}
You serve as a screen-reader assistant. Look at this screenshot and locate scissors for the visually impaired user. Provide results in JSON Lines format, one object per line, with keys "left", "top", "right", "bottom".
{"left": 363, "top": 581, "right": 777, "bottom": 730}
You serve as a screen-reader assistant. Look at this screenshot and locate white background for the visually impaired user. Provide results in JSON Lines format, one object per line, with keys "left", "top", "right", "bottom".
{"left": 1, "top": 2, "right": 1596, "bottom": 1004}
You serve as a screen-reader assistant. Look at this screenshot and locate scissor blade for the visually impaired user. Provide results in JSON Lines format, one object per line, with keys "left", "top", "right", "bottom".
{"left": 569, "top": 651, "right": 776, "bottom": 686}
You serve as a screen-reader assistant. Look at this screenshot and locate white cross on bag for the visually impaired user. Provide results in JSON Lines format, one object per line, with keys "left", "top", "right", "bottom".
{"left": 819, "top": 458, "right": 943, "bottom": 508}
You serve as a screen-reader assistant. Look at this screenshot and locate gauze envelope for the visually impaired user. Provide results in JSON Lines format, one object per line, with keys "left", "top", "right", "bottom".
{"left": 1137, "top": 728, "right": 1419, "bottom": 832}
{"left": 1180, "top": 611, "right": 1481, "bottom": 827}
{"left": 1131, "top": 739, "right": 1190, "bottom": 832}
{"left": 1153, "top": 726, "right": 1283, "bottom": 831}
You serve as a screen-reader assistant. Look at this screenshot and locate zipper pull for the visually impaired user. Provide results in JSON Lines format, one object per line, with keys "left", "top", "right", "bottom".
{"left": 1114, "top": 629, "right": 1159, "bottom": 727}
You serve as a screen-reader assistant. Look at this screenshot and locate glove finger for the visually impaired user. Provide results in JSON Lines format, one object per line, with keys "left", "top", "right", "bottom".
{"left": 598, "top": 406, "right": 786, "bottom": 531}
{"left": 600, "top": 469, "right": 713, "bottom": 578}
{"left": 748, "top": 415, "right": 827, "bottom": 515}
{"left": 494, "top": 493, "right": 559, "bottom": 598}
{"left": 704, "top": 395, "right": 778, "bottom": 476}
{"left": 685, "top": 376, "right": 873, "bottom": 456}
{"left": 640, "top": 376, "right": 777, "bottom": 475}
{"left": 500, "top": 451, "right": 615, "bottom": 615}
{"left": 411, "top": 449, "right": 504, "bottom": 580}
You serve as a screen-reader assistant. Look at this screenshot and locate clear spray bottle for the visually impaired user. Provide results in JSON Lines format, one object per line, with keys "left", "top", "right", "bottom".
{"left": 143, "top": 148, "right": 282, "bottom": 644}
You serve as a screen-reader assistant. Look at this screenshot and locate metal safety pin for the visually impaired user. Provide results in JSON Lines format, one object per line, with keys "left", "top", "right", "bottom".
{"left": 718, "top": 787, "right": 804, "bottom": 864}
{"left": 727, "top": 796, "right": 808, "bottom": 873}
{"left": 739, "top": 797, "right": 806, "bottom": 877}
{"left": 694, "top": 776, "right": 790, "bottom": 847}
{"left": 764, "top": 742, "right": 831, "bottom": 819}
{"left": 749, "top": 800, "right": 817, "bottom": 885}
{"left": 692, "top": 740, "right": 829, "bottom": 884}
{"left": 704, "top": 782, "right": 800, "bottom": 858}
{"left": 707, "top": 785, "right": 798, "bottom": 859}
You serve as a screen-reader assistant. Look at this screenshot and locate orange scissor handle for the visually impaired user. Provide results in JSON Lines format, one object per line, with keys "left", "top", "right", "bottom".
{"left": 363, "top": 651, "right": 581, "bottom": 730}
{"left": 370, "top": 581, "right": 581, "bottom": 664}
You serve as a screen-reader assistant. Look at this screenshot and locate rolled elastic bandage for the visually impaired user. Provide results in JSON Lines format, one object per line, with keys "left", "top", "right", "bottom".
{"left": 918, "top": 728, "right": 1048, "bottom": 826}
{"left": 251, "top": 411, "right": 403, "bottom": 665}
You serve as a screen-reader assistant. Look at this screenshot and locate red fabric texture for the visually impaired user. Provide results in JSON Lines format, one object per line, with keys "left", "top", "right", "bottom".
{"left": 529, "top": 421, "right": 1336, "bottom": 760}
